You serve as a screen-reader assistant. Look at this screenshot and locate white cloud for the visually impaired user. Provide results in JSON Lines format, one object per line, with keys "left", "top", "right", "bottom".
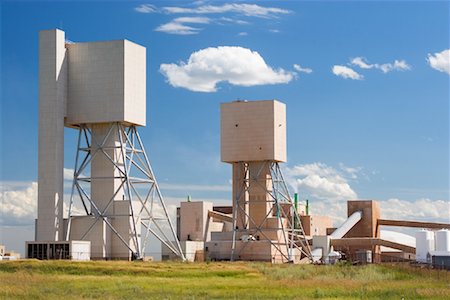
{"left": 155, "top": 22, "right": 198, "bottom": 35}
{"left": 0, "top": 182, "right": 37, "bottom": 226}
{"left": 269, "top": 29, "right": 280, "bottom": 33}
{"left": 135, "top": 4, "right": 157, "bottom": 13}
{"left": 427, "top": 49, "right": 450, "bottom": 75}
{"left": 155, "top": 17, "right": 211, "bottom": 35}
{"left": 284, "top": 162, "right": 358, "bottom": 202}
{"left": 162, "top": 3, "right": 292, "bottom": 18}
{"left": 64, "top": 168, "right": 74, "bottom": 181}
{"left": 332, "top": 65, "right": 364, "bottom": 80}
{"left": 141, "top": 4, "right": 288, "bottom": 35}
{"left": 283, "top": 163, "right": 448, "bottom": 227}
{"left": 293, "top": 64, "right": 313, "bottom": 74}
{"left": 338, "top": 163, "right": 362, "bottom": 179}
{"left": 160, "top": 46, "right": 294, "bottom": 92}
{"left": 238, "top": 32, "right": 248, "bottom": 36}
{"left": 393, "top": 60, "right": 410, "bottom": 71}
{"left": 381, "top": 198, "right": 450, "bottom": 223}
{"left": 377, "top": 60, "right": 411, "bottom": 73}
{"left": 173, "top": 17, "right": 210, "bottom": 24}
{"left": 220, "top": 17, "right": 250, "bottom": 25}
{"left": 350, "top": 57, "right": 374, "bottom": 69}
{"left": 283, "top": 162, "right": 358, "bottom": 225}
{"left": 350, "top": 57, "right": 411, "bottom": 73}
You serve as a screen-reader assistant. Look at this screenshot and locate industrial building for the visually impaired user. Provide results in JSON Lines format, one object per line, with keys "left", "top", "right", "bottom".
{"left": 27, "top": 29, "right": 184, "bottom": 261}
{"left": 165, "top": 196, "right": 450, "bottom": 264}
{"left": 162, "top": 99, "right": 450, "bottom": 264}
{"left": 28, "top": 29, "right": 450, "bottom": 265}
{"left": 0, "top": 244, "right": 21, "bottom": 260}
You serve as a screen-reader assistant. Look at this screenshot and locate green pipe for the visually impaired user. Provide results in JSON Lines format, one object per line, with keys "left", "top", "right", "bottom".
{"left": 293, "top": 193, "right": 299, "bottom": 229}
{"left": 294, "top": 193, "right": 298, "bottom": 210}
{"left": 306, "top": 199, "right": 309, "bottom": 215}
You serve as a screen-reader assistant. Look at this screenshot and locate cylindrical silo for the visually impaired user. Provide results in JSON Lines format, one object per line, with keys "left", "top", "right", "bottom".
{"left": 415, "top": 229, "right": 434, "bottom": 263}
{"left": 435, "top": 229, "right": 450, "bottom": 252}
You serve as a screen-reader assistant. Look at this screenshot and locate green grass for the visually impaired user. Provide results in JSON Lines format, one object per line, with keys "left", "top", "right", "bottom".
{"left": 1, "top": 260, "right": 449, "bottom": 299}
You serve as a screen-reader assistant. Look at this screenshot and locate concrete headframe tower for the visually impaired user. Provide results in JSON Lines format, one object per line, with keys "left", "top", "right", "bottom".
{"left": 221, "top": 100, "right": 310, "bottom": 262}
{"left": 37, "top": 29, "right": 184, "bottom": 260}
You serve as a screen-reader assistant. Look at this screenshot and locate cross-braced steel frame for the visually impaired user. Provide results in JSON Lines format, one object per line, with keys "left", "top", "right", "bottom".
{"left": 230, "top": 161, "right": 312, "bottom": 262}
{"left": 66, "top": 122, "right": 185, "bottom": 260}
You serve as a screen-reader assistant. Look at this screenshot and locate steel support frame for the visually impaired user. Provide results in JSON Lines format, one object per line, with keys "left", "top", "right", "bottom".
{"left": 230, "top": 161, "right": 312, "bottom": 262}
{"left": 66, "top": 122, "right": 185, "bottom": 260}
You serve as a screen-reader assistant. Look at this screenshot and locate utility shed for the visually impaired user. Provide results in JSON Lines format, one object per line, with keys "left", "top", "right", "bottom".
{"left": 26, "top": 241, "right": 90, "bottom": 261}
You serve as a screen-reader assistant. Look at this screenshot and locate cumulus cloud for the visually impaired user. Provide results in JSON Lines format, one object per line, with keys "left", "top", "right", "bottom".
{"left": 160, "top": 46, "right": 294, "bottom": 92}
{"left": 381, "top": 198, "right": 450, "bottom": 223}
{"left": 283, "top": 162, "right": 448, "bottom": 227}
{"left": 315, "top": 197, "right": 448, "bottom": 233}
{"left": 238, "top": 32, "right": 248, "bottom": 36}
{"left": 283, "top": 162, "right": 359, "bottom": 225}
{"left": 350, "top": 57, "right": 411, "bottom": 73}
{"left": 293, "top": 64, "right": 313, "bottom": 74}
{"left": 161, "top": 3, "right": 292, "bottom": 18}
{"left": 135, "top": 4, "right": 157, "bottom": 13}
{"left": 321, "top": 197, "right": 449, "bottom": 230}
{"left": 284, "top": 162, "right": 358, "bottom": 202}
{"left": 155, "top": 17, "right": 211, "bottom": 35}
{"left": 332, "top": 65, "right": 364, "bottom": 80}
{"left": 427, "top": 49, "right": 450, "bottom": 75}
{"left": 0, "top": 182, "right": 37, "bottom": 226}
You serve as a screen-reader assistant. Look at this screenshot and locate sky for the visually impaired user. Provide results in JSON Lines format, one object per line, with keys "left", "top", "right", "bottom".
{"left": 1, "top": 0, "right": 449, "bottom": 256}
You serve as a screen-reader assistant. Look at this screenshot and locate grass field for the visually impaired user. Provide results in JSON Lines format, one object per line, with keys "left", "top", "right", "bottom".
{"left": 0, "top": 260, "right": 449, "bottom": 299}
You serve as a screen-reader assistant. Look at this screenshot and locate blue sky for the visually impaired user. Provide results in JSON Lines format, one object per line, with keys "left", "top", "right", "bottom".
{"left": 1, "top": 1, "right": 449, "bottom": 255}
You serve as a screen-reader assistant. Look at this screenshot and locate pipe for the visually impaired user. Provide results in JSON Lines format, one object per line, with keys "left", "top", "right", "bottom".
{"left": 310, "top": 210, "right": 363, "bottom": 263}
{"left": 294, "top": 193, "right": 299, "bottom": 229}
{"left": 330, "top": 210, "right": 363, "bottom": 239}
{"left": 294, "top": 193, "right": 298, "bottom": 211}
{"left": 306, "top": 199, "right": 309, "bottom": 215}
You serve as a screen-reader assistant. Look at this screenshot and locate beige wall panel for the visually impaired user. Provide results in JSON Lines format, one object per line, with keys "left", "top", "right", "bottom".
{"left": 180, "top": 201, "right": 213, "bottom": 242}
{"left": 221, "top": 100, "right": 286, "bottom": 163}
{"left": 37, "top": 29, "right": 66, "bottom": 241}
{"left": 65, "top": 40, "right": 145, "bottom": 126}
{"left": 232, "top": 162, "right": 248, "bottom": 230}
{"left": 111, "top": 200, "right": 139, "bottom": 259}
{"left": 248, "top": 162, "right": 272, "bottom": 229}
{"left": 124, "top": 40, "right": 146, "bottom": 126}
{"left": 70, "top": 216, "right": 112, "bottom": 259}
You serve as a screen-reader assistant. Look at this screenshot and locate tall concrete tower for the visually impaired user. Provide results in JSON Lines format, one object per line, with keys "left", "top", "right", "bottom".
{"left": 37, "top": 29, "right": 66, "bottom": 242}
{"left": 34, "top": 29, "right": 184, "bottom": 260}
{"left": 221, "top": 100, "right": 310, "bottom": 262}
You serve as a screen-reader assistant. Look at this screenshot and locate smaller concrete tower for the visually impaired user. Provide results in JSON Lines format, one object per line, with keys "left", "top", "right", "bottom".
{"left": 220, "top": 100, "right": 310, "bottom": 263}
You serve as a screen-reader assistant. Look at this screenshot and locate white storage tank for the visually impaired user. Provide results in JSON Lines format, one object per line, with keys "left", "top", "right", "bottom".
{"left": 435, "top": 229, "right": 450, "bottom": 252}
{"left": 415, "top": 229, "right": 434, "bottom": 263}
